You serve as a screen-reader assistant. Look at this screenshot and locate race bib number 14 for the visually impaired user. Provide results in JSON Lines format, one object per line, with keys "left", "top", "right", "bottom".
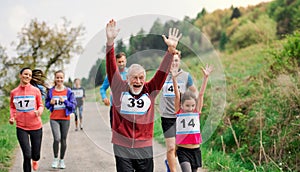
{"left": 176, "top": 113, "right": 200, "bottom": 135}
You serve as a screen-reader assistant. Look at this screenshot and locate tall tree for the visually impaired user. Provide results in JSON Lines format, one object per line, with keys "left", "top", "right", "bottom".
{"left": 219, "top": 31, "right": 228, "bottom": 51}
{"left": 13, "top": 18, "right": 85, "bottom": 76}
{"left": 115, "top": 39, "right": 127, "bottom": 54}
{"left": 0, "top": 45, "right": 13, "bottom": 94}
{"left": 230, "top": 7, "right": 241, "bottom": 20}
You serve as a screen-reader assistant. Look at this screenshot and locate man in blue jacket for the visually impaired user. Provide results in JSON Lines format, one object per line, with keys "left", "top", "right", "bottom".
{"left": 100, "top": 52, "right": 127, "bottom": 127}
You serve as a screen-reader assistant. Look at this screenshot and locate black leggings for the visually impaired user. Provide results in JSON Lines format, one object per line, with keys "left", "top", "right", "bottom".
{"left": 17, "top": 127, "right": 43, "bottom": 172}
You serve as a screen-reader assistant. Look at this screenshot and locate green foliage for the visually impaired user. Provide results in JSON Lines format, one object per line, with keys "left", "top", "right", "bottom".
{"left": 115, "top": 39, "right": 127, "bottom": 54}
{"left": 0, "top": 18, "right": 85, "bottom": 96}
{"left": 283, "top": 31, "right": 300, "bottom": 63}
{"left": 0, "top": 124, "right": 18, "bottom": 172}
{"left": 269, "top": 30, "right": 300, "bottom": 75}
{"left": 219, "top": 31, "right": 228, "bottom": 51}
{"left": 16, "top": 18, "right": 84, "bottom": 76}
{"left": 227, "top": 15, "right": 276, "bottom": 50}
{"left": 268, "top": 0, "right": 300, "bottom": 37}
{"left": 88, "top": 58, "right": 106, "bottom": 88}
{"left": 207, "top": 35, "right": 300, "bottom": 171}
{"left": 153, "top": 114, "right": 165, "bottom": 145}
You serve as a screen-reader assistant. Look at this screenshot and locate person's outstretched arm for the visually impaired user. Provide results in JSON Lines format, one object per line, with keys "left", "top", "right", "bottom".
{"left": 196, "top": 64, "right": 213, "bottom": 113}
{"left": 105, "top": 19, "right": 123, "bottom": 96}
{"left": 147, "top": 28, "right": 182, "bottom": 92}
{"left": 99, "top": 75, "right": 110, "bottom": 106}
{"left": 171, "top": 67, "right": 182, "bottom": 113}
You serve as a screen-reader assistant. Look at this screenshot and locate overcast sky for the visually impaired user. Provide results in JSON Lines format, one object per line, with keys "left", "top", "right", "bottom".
{"left": 0, "top": 0, "right": 272, "bottom": 79}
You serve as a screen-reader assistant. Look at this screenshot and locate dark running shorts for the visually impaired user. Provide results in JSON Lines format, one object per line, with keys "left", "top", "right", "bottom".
{"left": 176, "top": 146, "right": 202, "bottom": 169}
{"left": 113, "top": 144, "right": 153, "bottom": 172}
{"left": 161, "top": 117, "right": 176, "bottom": 138}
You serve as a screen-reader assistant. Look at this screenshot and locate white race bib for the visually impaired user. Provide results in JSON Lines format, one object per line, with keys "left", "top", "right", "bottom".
{"left": 176, "top": 113, "right": 200, "bottom": 135}
{"left": 162, "top": 81, "right": 185, "bottom": 97}
{"left": 72, "top": 89, "right": 84, "bottom": 98}
{"left": 53, "top": 96, "right": 67, "bottom": 110}
{"left": 120, "top": 92, "right": 151, "bottom": 115}
{"left": 13, "top": 95, "right": 35, "bottom": 112}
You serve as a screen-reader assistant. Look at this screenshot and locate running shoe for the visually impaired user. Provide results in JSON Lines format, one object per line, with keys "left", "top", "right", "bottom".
{"left": 32, "top": 160, "right": 38, "bottom": 171}
{"left": 59, "top": 159, "right": 66, "bottom": 169}
{"left": 51, "top": 158, "right": 59, "bottom": 168}
{"left": 165, "top": 159, "right": 170, "bottom": 172}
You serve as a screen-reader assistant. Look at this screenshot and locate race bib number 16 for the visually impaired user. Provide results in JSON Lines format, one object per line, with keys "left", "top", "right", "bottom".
{"left": 53, "top": 96, "right": 67, "bottom": 110}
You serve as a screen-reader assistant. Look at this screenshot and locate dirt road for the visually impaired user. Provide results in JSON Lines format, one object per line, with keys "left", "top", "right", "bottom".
{"left": 10, "top": 102, "right": 178, "bottom": 172}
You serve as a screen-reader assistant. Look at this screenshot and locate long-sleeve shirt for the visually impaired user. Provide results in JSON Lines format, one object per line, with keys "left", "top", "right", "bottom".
{"left": 99, "top": 68, "right": 127, "bottom": 106}
{"left": 45, "top": 87, "right": 77, "bottom": 120}
{"left": 106, "top": 44, "right": 173, "bottom": 148}
{"left": 10, "top": 84, "right": 44, "bottom": 130}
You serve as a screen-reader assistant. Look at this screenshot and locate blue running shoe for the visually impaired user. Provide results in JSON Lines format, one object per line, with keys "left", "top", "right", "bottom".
{"left": 165, "top": 159, "right": 170, "bottom": 172}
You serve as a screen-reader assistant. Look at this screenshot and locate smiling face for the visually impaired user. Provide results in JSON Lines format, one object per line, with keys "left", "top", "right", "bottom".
{"left": 171, "top": 54, "right": 181, "bottom": 71}
{"left": 54, "top": 71, "right": 65, "bottom": 87}
{"left": 181, "top": 91, "right": 197, "bottom": 113}
{"left": 116, "top": 55, "right": 127, "bottom": 72}
{"left": 181, "top": 99, "right": 196, "bottom": 113}
{"left": 19, "top": 69, "right": 32, "bottom": 85}
{"left": 127, "top": 64, "right": 146, "bottom": 95}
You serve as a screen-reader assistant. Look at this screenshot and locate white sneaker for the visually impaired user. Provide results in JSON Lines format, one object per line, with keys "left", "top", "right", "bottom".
{"left": 59, "top": 159, "right": 66, "bottom": 169}
{"left": 80, "top": 123, "right": 83, "bottom": 130}
{"left": 51, "top": 158, "right": 59, "bottom": 168}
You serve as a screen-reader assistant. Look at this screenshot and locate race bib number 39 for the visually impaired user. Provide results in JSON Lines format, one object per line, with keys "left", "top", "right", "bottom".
{"left": 53, "top": 96, "right": 67, "bottom": 110}
{"left": 176, "top": 113, "right": 200, "bottom": 135}
{"left": 120, "top": 92, "right": 151, "bottom": 115}
{"left": 13, "top": 95, "right": 35, "bottom": 112}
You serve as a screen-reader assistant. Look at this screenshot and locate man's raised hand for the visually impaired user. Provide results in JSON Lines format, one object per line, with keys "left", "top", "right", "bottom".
{"left": 162, "top": 28, "right": 182, "bottom": 54}
{"left": 106, "top": 19, "right": 120, "bottom": 46}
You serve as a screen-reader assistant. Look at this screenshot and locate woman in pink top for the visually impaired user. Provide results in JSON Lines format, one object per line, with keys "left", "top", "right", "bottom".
{"left": 172, "top": 64, "right": 213, "bottom": 172}
{"left": 10, "top": 67, "right": 45, "bottom": 172}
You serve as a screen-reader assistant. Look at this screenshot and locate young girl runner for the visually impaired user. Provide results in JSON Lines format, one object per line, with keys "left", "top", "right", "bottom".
{"left": 10, "top": 67, "right": 46, "bottom": 172}
{"left": 45, "top": 70, "right": 76, "bottom": 169}
{"left": 172, "top": 64, "right": 213, "bottom": 172}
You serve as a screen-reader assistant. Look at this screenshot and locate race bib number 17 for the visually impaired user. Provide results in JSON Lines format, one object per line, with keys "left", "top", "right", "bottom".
{"left": 13, "top": 95, "right": 35, "bottom": 112}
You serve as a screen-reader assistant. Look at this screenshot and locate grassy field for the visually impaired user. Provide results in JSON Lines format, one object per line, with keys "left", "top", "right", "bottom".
{"left": 0, "top": 97, "right": 50, "bottom": 172}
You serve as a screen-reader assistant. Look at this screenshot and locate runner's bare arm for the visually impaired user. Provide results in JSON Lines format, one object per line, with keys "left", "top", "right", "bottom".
{"left": 196, "top": 64, "right": 213, "bottom": 113}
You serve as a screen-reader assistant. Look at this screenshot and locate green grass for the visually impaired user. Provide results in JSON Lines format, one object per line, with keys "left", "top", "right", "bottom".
{"left": 0, "top": 124, "right": 18, "bottom": 172}
{"left": 0, "top": 98, "right": 50, "bottom": 172}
